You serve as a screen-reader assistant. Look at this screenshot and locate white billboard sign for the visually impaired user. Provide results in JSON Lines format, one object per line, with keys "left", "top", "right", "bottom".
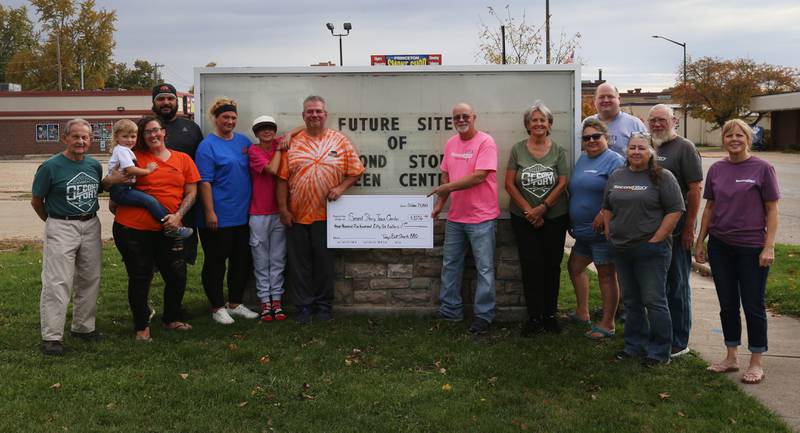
{"left": 195, "top": 65, "right": 581, "bottom": 212}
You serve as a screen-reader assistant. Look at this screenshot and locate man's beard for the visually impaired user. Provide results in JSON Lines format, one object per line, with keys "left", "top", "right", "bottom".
{"left": 651, "top": 129, "right": 677, "bottom": 147}
{"left": 152, "top": 103, "right": 177, "bottom": 120}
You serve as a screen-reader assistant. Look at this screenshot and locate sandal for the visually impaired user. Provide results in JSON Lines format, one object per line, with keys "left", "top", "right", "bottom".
{"left": 741, "top": 366, "right": 765, "bottom": 384}
{"left": 163, "top": 322, "right": 192, "bottom": 331}
{"left": 135, "top": 333, "right": 152, "bottom": 342}
{"left": 706, "top": 362, "right": 739, "bottom": 373}
{"left": 568, "top": 312, "right": 591, "bottom": 327}
{"left": 585, "top": 325, "right": 615, "bottom": 340}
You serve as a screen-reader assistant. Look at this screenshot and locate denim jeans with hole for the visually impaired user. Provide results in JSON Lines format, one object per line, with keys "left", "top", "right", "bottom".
{"left": 439, "top": 219, "right": 497, "bottom": 322}
{"left": 614, "top": 240, "right": 673, "bottom": 361}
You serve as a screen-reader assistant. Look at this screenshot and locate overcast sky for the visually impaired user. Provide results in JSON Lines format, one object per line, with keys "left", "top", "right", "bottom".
{"left": 6, "top": 0, "right": 800, "bottom": 92}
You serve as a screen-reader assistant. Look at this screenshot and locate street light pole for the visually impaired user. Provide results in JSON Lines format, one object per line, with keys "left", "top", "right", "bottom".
{"left": 326, "top": 22, "right": 352, "bottom": 66}
{"left": 652, "top": 35, "right": 688, "bottom": 138}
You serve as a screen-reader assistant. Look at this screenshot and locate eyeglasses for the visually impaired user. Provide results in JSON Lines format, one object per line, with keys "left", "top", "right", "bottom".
{"left": 143, "top": 127, "right": 164, "bottom": 136}
{"left": 452, "top": 114, "right": 472, "bottom": 121}
{"left": 581, "top": 133, "right": 604, "bottom": 142}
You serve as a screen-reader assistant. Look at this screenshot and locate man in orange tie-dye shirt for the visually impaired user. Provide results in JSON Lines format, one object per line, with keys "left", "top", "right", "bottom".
{"left": 277, "top": 95, "right": 364, "bottom": 324}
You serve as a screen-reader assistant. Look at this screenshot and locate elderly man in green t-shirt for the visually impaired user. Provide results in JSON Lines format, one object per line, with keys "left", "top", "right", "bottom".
{"left": 31, "top": 118, "right": 103, "bottom": 356}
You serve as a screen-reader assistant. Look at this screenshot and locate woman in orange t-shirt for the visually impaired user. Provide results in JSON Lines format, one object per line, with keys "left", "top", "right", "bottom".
{"left": 112, "top": 116, "right": 201, "bottom": 342}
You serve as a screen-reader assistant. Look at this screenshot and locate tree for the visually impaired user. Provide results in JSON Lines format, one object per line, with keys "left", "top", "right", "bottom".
{"left": 0, "top": 4, "right": 37, "bottom": 83}
{"left": 672, "top": 57, "right": 800, "bottom": 128}
{"left": 476, "top": 5, "right": 581, "bottom": 65}
{"left": 105, "top": 59, "right": 157, "bottom": 89}
{"left": 6, "top": 0, "right": 116, "bottom": 91}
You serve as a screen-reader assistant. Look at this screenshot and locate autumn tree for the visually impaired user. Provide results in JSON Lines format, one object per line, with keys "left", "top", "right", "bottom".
{"left": 0, "top": 4, "right": 37, "bottom": 83}
{"left": 476, "top": 5, "right": 581, "bottom": 65}
{"left": 6, "top": 0, "right": 116, "bottom": 91}
{"left": 105, "top": 59, "right": 158, "bottom": 89}
{"left": 672, "top": 57, "right": 799, "bottom": 128}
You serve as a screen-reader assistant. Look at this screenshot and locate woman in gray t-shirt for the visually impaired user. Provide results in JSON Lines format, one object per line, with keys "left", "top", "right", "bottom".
{"left": 602, "top": 132, "right": 684, "bottom": 366}
{"left": 505, "top": 101, "right": 569, "bottom": 336}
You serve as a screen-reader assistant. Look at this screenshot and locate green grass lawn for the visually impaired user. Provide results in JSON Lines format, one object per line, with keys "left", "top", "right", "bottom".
{"left": 0, "top": 245, "right": 791, "bottom": 433}
{"left": 765, "top": 244, "right": 800, "bottom": 317}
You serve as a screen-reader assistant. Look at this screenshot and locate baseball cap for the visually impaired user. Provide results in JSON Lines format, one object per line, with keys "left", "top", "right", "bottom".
{"left": 152, "top": 83, "right": 177, "bottom": 101}
{"left": 252, "top": 115, "right": 278, "bottom": 133}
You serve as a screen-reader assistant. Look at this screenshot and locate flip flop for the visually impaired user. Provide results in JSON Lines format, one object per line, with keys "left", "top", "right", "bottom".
{"left": 741, "top": 366, "right": 765, "bottom": 384}
{"left": 163, "top": 322, "right": 192, "bottom": 331}
{"left": 585, "top": 325, "right": 615, "bottom": 340}
{"left": 706, "top": 362, "right": 740, "bottom": 373}
{"left": 135, "top": 333, "right": 152, "bottom": 342}
{"left": 568, "top": 312, "right": 591, "bottom": 327}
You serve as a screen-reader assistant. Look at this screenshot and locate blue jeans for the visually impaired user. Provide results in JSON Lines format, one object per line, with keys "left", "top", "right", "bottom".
{"left": 439, "top": 219, "right": 497, "bottom": 322}
{"left": 666, "top": 216, "right": 692, "bottom": 350}
{"left": 614, "top": 241, "right": 673, "bottom": 361}
{"left": 110, "top": 184, "right": 168, "bottom": 222}
{"left": 707, "top": 237, "right": 769, "bottom": 353}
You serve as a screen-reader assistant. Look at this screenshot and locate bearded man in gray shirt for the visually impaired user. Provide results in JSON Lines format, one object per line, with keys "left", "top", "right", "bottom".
{"left": 648, "top": 104, "right": 703, "bottom": 358}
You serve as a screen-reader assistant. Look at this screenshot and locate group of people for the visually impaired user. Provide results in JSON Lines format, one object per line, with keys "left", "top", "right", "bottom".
{"left": 32, "top": 82, "right": 779, "bottom": 384}
{"left": 32, "top": 84, "right": 364, "bottom": 353}
{"left": 429, "top": 83, "right": 778, "bottom": 383}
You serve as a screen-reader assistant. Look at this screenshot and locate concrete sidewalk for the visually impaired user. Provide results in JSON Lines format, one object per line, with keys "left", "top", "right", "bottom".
{"left": 688, "top": 269, "right": 800, "bottom": 431}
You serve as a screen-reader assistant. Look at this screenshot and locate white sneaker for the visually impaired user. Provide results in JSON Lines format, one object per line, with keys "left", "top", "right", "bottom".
{"left": 227, "top": 304, "right": 259, "bottom": 319}
{"left": 670, "top": 346, "right": 691, "bottom": 358}
{"left": 212, "top": 308, "right": 234, "bottom": 325}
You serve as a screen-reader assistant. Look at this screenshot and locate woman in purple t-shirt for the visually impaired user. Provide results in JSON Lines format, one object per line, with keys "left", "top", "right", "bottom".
{"left": 695, "top": 119, "right": 780, "bottom": 385}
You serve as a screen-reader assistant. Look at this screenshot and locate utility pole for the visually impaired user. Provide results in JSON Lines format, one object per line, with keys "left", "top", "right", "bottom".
{"left": 501, "top": 25, "right": 507, "bottom": 64}
{"left": 79, "top": 62, "right": 84, "bottom": 90}
{"left": 153, "top": 63, "right": 164, "bottom": 83}
{"left": 545, "top": 0, "right": 551, "bottom": 64}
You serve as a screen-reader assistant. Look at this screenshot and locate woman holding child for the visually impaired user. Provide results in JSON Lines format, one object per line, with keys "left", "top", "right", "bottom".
{"left": 112, "top": 116, "right": 201, "bottom": 341}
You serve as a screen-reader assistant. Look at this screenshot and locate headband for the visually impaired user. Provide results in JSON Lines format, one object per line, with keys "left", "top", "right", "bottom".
{"left": 213, "top": 104, "right": 237, "bottom": 116}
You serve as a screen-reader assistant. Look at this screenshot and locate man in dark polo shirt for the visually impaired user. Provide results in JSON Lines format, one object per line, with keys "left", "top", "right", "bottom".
{"left": 151, "top": 83, "right": 204, "bottom": 263}
{"left": 31, "top": 118, "right": 103, "bottom": 356}
{"left": 648, "top": 104, "right": 703, "bottom": 358}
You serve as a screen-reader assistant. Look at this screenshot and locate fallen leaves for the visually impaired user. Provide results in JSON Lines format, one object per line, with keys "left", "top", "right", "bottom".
{"left": 299, "top": 383, "right": 315, "bottom": 400}
{"left": 50, "top": 383, "right": 61, "bottom": 389}
{"left": 344, "top": 348, "right": 362, "bottom": 366}
{"left": 179, "top": 373, "right": 189, "bottom": 380}
{"left": 487, "top": 376, "right": 498, "bottom": 387}
{"left": 227, "top": 343, "right": 239, "bottom": 351}
{"left": 238, "top": 401, "right": 248, "bottom": 408}
{"left": 259, "top": 355, "right": 270, "bottom": 365}
{"left": 441, "top": 383, "right": 452, "bottom": 392}
{"left": 658, "top": 392, "right": 671, "bottom": 401}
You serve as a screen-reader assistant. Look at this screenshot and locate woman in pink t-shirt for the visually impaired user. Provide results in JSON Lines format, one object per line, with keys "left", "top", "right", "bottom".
{"left": 695, "top": 119, "right": 780, "bottom": 385}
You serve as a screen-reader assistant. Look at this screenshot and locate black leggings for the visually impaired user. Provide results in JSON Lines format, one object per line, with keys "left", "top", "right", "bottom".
{"left": 511, "top": 213, "right": 568, "bottom": 320}
{"left": 199, "top": 225, "right": 252, "bottom": 308}
{"left": 113, "top": 222, "right": 187, "bottom": 331}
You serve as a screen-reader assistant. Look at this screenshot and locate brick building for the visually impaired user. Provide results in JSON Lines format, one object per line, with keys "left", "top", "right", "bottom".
{"left": 0, "top": 90, "right": 195, "bottom": 157}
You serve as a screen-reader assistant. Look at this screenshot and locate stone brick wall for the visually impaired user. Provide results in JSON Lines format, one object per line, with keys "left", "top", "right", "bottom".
{"left": 331, "top": 219, "right": 526, "bottom": 319}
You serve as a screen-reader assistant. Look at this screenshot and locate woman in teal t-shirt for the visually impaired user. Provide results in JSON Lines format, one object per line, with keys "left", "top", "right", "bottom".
{"left": 504, "top": 101, "right": 569, "bottom": 336}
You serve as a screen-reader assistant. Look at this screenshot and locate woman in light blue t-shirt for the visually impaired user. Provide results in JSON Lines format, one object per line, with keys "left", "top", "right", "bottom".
{"left": 567, "top": 119, "right": 624, "bottom": 340}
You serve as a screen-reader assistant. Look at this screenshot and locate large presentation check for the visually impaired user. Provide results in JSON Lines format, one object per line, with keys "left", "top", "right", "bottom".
{"left": 327, "top": 195, "right": 434, "bottom": 248}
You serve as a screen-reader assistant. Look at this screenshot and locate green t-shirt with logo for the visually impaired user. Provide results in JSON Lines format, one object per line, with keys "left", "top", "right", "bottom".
{"left": 32, "top": 153, "right": 102, "bottom": 217}
{"left": 507, "top": 139, "right": 570, "bottom": 219}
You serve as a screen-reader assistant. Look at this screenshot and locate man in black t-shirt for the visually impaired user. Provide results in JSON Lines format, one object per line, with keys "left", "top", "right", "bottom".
{"left": 152, "top": 83, "right": 204, "bottom": 263}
